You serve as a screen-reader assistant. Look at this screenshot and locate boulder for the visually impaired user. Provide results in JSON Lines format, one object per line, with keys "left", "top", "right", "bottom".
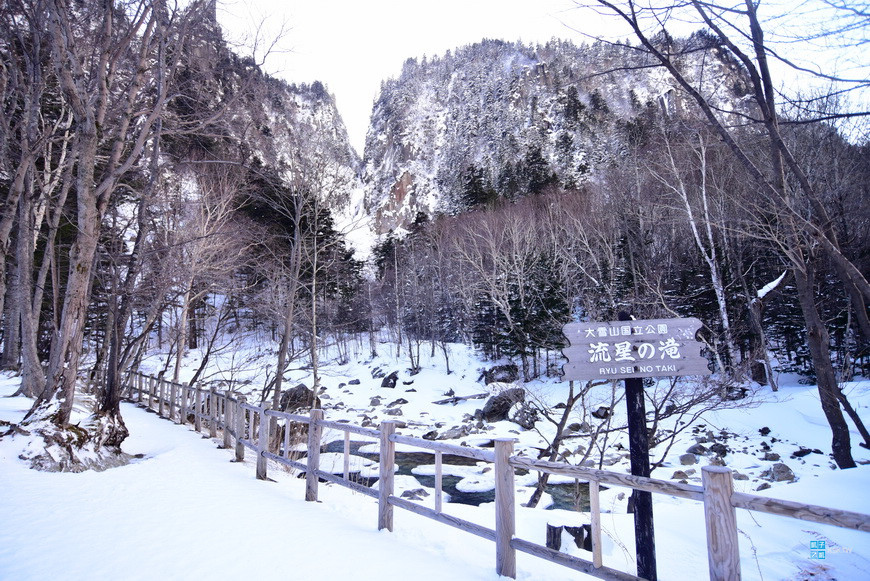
{"left": 279, "top": 384, "right": 320, "bottom": 412}
{"left": 511, "top": 403, "right": 538, "bottom": 430}
{"left": 591, "top": 406, "right": 611, "bottom": 420}
{"left": 478, "top": 388, "right": 525, "bottom": 422}
{"left": 679, "top": 453, "right": 697, "bottom": 466}
{"left": 710, "top": 443, "right": 728, "bottom": 457}
{"left": 438, "top": 425, "right": 472, "bottom": 440}
{"left": 762, "top": 462, "right": 796, "bottom": 482}
{"left": 381, "top": 371, "right": 399, "bottom": 388}
{"left": 686, "top": 443, "right": 708, "bottom": 455}
{"left": 762, "top": 452, "right": 781, "bottom": 462}
{"left": 480, "top": 364, "right": 520, "bottom": 385}
{"left": 400, "top": 488, "right": 430, "bottom": 501}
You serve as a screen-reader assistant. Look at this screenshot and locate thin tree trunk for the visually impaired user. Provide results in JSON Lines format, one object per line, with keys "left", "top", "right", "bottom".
{"left": 793, "top": 264, "right": 855, "bottom": 468}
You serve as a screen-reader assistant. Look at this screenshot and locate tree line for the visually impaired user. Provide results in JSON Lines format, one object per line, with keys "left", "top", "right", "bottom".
{"left": 0, "top": 0, "right": 867, "bottom": 471}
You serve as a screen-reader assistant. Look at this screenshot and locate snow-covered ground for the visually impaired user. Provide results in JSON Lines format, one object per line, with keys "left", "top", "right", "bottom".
{"left": 1, "top": 339, "right": 869, "bottom": 580}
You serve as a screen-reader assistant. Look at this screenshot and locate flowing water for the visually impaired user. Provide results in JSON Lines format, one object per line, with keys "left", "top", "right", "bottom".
{"left": 321, "top": 440, "right": 590, "bottom": 511}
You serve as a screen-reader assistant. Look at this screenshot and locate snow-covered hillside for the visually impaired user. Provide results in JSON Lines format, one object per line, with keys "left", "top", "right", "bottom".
{"left": 2, "top": 337, "right": 867, "bottom": 580}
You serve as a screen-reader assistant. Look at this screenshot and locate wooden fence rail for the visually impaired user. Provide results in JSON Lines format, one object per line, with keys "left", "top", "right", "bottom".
{"left": 121, "top": 371, "right": 870, "bottom": 581}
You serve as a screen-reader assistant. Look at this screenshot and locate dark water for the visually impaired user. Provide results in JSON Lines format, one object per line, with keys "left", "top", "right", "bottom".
{"left": 321, "top": 440, "right": 590, "bottom": 511}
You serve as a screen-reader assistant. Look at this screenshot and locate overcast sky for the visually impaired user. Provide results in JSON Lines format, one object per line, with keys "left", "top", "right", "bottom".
{"left": 216, "top": 0, "right": 599, "bottom": 153}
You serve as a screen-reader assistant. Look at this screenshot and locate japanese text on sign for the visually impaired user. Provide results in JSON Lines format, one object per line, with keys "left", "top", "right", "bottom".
{"left": 561, "top": 317, "right": 711, "bottom": 381}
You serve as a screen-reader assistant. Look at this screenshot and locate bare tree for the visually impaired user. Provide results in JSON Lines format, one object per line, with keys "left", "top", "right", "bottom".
{"left": 21, "top": 0, "right": 222, "bottom": 450}
{"left": 589, "top": 0, "right": 866, "bottom": 467}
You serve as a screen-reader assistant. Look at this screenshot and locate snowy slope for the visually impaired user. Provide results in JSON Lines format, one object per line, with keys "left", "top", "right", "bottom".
{"left": 2, "top": 342, "right": 868, "bottom": 580}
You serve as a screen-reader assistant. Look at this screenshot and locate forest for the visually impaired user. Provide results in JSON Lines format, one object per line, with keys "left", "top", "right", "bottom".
{"left": 0, "top": 0, "right": 868, "bottom": 473}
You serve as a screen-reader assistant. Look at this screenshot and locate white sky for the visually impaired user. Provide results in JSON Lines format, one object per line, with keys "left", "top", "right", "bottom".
{"left": 216, "top": 0, "right": 598, "bottom": 153}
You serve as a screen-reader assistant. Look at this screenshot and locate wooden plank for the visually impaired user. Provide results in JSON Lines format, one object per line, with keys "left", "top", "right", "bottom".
{"left": 390, "top": 433, "right": 496, "bottom": 463}
{"left": 179, "top": 383, "right": 188, "bottom": 425}
{"left": 318, "top": 419, "right": 380, "bottom": 439}
{"left": 590, "top": 480, "right": 603, "bottom": 569}
{"left": 388, "top": 496, "right": 496, "bottom": 542}
{"left": 256, "top": 407, "right": 268, "bottom": 480}
{"left": 222, "top": 395, "right": 232, "bottom": 449}
{"left": 234, "top": 401, "right": 245, "bottom": 462}
{"left": 378, "top": 422, "right": 397, "bottom": 532}
{"left": 702, "top": 467, "right": 741, "bottom": 581}
{"left": 170, "top": 381, "right": 178, "bottom": 423}
{"left": 262, "top": 450, "right": 307, "bottom": 473}
{"left": 509, "top": 456, "right": 704, "bottom": 501}
{"left": 510, "top": 538, "right": 641, "bottom": 581}
{"left": 194, "top": 387, "right": 203, "bottom": 432}
{"left": 435, "top": 451, "right": 443, "bottom": 513}
{"left": 494, "top": 439, "right": 516, "bottom": 578}
{"left": 343, "top": 431, "right": 350, "bottom": 480}
{"left": 282, "top": 418, "right": 292, "bottom": 459}
{"left": 264, "top": 409, "right": 310, "bottom": 424}
{"left": 158, "top": 379, "right": 165, "bottom": 418}
{"left": 306, "top": 409, "right": 324, "bottom": 502}
{"left": 209, "top": 387, "right": 217, "bottom": 438}
{"left": 731, "top": 492, "right": 870, "bottom": 532}
{"left": 316, "top": 470, "right": 379, "bottom": 499}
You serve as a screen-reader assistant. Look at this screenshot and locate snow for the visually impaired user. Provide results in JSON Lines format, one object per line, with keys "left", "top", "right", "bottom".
{"left": 2, "top": 345, "right": 869, "bottom": 580}
{"left": 758, "top": 271, "right": 787, "bottom": 300}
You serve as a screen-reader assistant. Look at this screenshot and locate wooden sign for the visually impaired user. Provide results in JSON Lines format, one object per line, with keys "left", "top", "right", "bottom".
{"left": 561, "top": 317, "right": 711, "bottom": 381}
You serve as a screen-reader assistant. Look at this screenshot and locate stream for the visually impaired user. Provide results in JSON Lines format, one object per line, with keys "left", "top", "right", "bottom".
{"left": 322, "top": 440, "right": 591, "bottom": 511}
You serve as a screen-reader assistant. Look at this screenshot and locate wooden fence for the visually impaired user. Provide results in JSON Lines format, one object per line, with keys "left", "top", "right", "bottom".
{"left": 122, "top": 371, "right": 870, "bottom": 581}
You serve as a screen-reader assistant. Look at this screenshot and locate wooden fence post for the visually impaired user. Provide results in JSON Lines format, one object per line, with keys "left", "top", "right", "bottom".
{"left": 194, "top": 387, "right": 203, "bottom": 432}
{"left": 181, "top": 383, "right": 189, "bottom": 425}
{"left": 170, "top": 381, "right": 178, "bottom": 423}
{"left": 435, "top": 450, "right": 443, "bottom": 514}
{"left": 209, "top": 386, "right": 217, "bottom": 438}
{"left": 702, "top": 466, "right": 741, "bottom": 581}
{"left": 494, "top": 438, "right": 516, "bottom": 579}
{"left": 256, "top": 407, "right": 269, "bottom": 480}
{"left": 148, "top": 376, "right": 156, "bottom": 410}
{"left": 234, "top": 399, "right": 245, "bottom": 462}
{"left": 378, "top": 421, "right": 397, "bottom": 532}
{"left": 158, "top": 379, "right": 165, "bottom": 418}
{"left": 306, "top": 409, "right": 324, "bottom": 502}
{"left": 589, "top": 480, "right": 603, "bottom": 569}
{"left": 222, "top": 395, "right": 232, "bottom": 449}
{"left": 137, "top": 373, "right": 143, "bottom": 404}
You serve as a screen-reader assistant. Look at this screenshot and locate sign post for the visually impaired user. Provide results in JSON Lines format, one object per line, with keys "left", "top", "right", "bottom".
{"left": 561, "top": 313, "right": 710, "bottom": 581}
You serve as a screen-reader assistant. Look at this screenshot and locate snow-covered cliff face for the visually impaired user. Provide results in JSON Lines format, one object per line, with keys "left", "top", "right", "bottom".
{"left": 235, "top": 78, "right": 367, "bottom": 236}
{"left": 164, "top": 27, "right": 367, "bottom": 249}
{"left": 361, "top": 37, "right": 750, "bottom": 234}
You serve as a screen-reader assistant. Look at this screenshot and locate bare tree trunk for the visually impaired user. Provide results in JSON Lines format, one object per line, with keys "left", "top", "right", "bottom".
{"left": 173, "top": 283, "right": 193, "bottom": 383}
{"left": 18, "top": 181, "right": 45, "bottom": 397}
{"left": 794, "top": 264, "right": 855, "bottom": 468}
